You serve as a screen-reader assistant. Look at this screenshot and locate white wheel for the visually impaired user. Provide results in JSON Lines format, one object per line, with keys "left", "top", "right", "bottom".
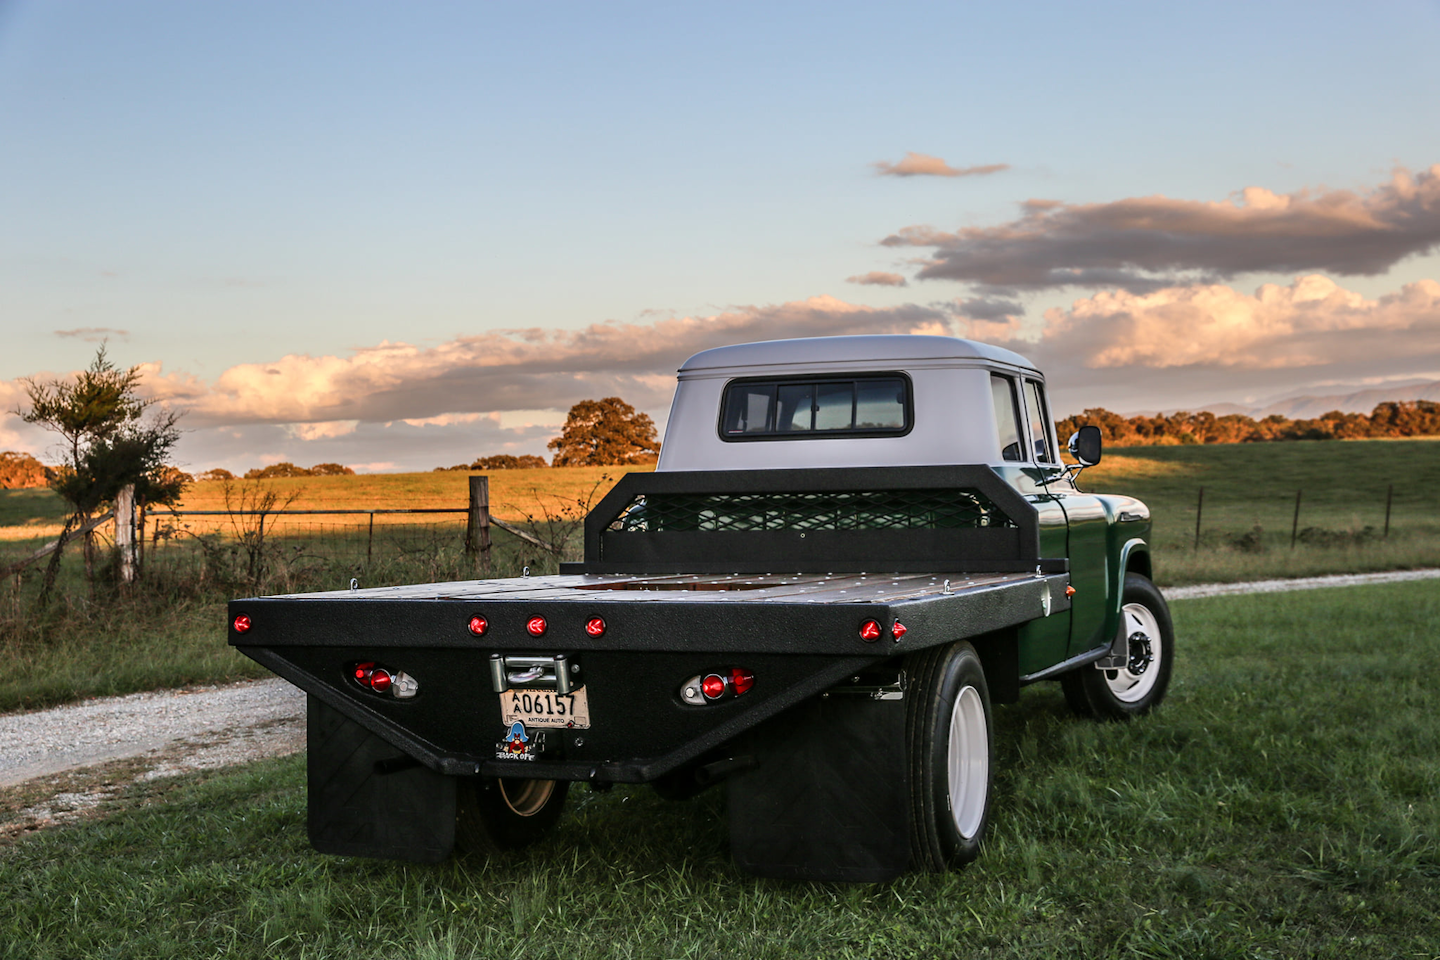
{"left": 947, "top": 684, "right": 989, "bottom": 840}
{"left": 907, "top": 641, "right": 993, "bottom": 870}
{"left": 1103, "top": 600, "right": 1163, "bottom": 704}
{"left": 1062, "top": 573, "right": 1174, "bottom": 720}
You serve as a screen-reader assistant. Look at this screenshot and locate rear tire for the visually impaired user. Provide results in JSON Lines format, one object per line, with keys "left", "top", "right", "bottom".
{"left": 906, "top": 641, "right": 993, "bottom": 872}
{"left": 456, "top": 777, "right": 568, "bottom": 855}
{"left": 1061, "top": 573, "right": 1174, "bottom": 720}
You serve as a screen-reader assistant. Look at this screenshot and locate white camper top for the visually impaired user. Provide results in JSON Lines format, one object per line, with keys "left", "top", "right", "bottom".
{"left": 658, "top": 335, "right": 1054, "bottom": 472}
{"left": 677, "top": 335, "right": 1038, "bottom": 376}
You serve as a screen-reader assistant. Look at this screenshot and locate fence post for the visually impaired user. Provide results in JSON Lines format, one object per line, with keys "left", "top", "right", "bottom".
{"left": 1290, "top": 489, "right": 1302, "bottom": 550}
{"left": 367, "top": 512, "right": 375, "bottom": 563}
{"left": 115, "top": 484, "right": 137, "bottom": 584}
{"left": 467, "top": 475, "right": 492, "bottom": 569}
{"left": 1384, "top": 484, "right": 1393, "bottom": 538}
{"left": 136, "top": 503, "right": 146, "bottom": 579}
{"left": 1193, "top": 487, "right": 1204, "bottom": 551}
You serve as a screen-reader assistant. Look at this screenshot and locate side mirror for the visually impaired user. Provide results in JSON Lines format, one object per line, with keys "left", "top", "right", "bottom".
{"left": 1068, "top": 425, "right": 1103, "bottom": 467}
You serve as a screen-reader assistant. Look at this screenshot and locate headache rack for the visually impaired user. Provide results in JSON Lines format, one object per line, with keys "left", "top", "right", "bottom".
{"left": 569, "top": 465, "right": 1058, "bottom": 575}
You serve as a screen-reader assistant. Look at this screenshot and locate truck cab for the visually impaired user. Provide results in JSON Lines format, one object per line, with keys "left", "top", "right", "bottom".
{"left": 659, "top": 335, "right": 1153, "bottom": 678}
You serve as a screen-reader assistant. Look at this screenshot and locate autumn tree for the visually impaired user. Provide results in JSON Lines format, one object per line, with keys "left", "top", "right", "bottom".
{"left": 1054, "top": 400, "right": 1440, "bottom": 449}
{"left": 0, "top": 451, "right": 48, "bottom": 489}
{"left": 547, "top": 397, "right": 661, "bottom": 467}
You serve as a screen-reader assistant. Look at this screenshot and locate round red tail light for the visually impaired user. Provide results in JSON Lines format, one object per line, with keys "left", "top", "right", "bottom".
{"left": 368, "top": 669, "right": 393, "bottom": 693}
{"left": 700, "top": 674, "right": 727, "bottom": 700}
{"left": 585, "top": 617, "right": 606, "bottom": 637}
{"left": 526, "top": 616, "right": 548, "bottom": 637}
{"left": 233, "top": 614, "right": 252, "bottom": 634}
{"left": 729, "top": 668, "right": 755, "bottom": 696}
{"left": 859, "top": 620, "right": 882, "bottom": 642}
{"left": 468, "top": 615, "right": 488, "bottom": 636}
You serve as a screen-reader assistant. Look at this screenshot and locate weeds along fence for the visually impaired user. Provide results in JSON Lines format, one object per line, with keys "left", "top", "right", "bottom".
{"left": 1164, "top": 481, "right": 1429, "bottom": 553}
{"left": 0, "top": 477, "right": 584, "bottom": 598}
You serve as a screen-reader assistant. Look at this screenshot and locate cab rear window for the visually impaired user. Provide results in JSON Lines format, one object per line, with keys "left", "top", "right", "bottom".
{"left": 720, "top": 376, "right": 912, "bottom": 440}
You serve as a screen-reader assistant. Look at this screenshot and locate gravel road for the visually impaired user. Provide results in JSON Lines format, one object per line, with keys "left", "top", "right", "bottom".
{"left": 2, "top": 567, "right": 1437, "bottom": 798}
{"left": 0, "top": 679, "right": 304, "bottom": 790}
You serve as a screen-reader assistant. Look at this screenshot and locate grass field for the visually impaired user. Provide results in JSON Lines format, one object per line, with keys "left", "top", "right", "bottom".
{"left": 1, "top": 439, "right": 1436, "bottom": 711}
{"left": 1080, "top": 438, "right": 1440, "bottom": 584}
{"left": 2, "top": 580, "right": 1437, "bottom": 958}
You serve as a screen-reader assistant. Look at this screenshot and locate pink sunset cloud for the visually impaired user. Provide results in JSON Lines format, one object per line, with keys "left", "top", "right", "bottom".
{"left": 872, "top": 153, "right": 1009, "bottom": 179}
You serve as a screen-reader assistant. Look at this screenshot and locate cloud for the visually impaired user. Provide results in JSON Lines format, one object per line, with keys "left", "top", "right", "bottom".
{"left": 955, "top": 296, "right": 1023, "bottom": 322}
{"left": 283, "top": 420, "right": 360, "bottom": 441}
{"left": 883, "top": 164, "right": 1440, "bottom": 292}
{"left": 847, "top": 271, "right": 909, "bottom": 287}
{"left": 872, "top": 153, "right": 1009, "bottom": 179}
{"left": 151, "top": 296, "right": 956, "bottom": 429}
{"left": 1039, "top": 274, "right": 1440, "bottom": 370}
{"left": 55, "top": 327, "right": 129, "bottom": 341}
{"left": 10, "top": 279, "right": 1435, "bottom": 469}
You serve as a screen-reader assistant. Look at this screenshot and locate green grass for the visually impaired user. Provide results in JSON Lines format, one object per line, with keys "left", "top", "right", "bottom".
{"left": 3, "top": 580, "right": 1437, "bottom": 958}
{"left": 0, "top": 488, "right": 68, "bottom": 528}
{"left": 1081, "top": 438, "right": 1440, "bottom": 584}
{"left": 3, "top": 439, "right": 1436, "bottom": 712}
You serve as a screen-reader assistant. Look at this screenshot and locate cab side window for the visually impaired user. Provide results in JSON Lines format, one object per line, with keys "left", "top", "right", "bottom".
{"left": 990, "top": 374, "right": 1024, "bottom": 462}
{"left": 1023, "top": 379, "right": 1055, "bottom": 463}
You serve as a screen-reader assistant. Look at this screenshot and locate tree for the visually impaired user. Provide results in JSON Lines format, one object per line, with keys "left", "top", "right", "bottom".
{"left": 17, "top": 346, "right": 183, "bottom": 598}
{"left": 547, "top": 397, "right": 661, "bottom": 467}
{"left": 243, "top": 462, "right": 355, "bottom": 479}
{"left": 435, "top": 454, "right": 550, "bottom": 471}
{"left": 0, "top": 451, "right": 48, "bottom": 489}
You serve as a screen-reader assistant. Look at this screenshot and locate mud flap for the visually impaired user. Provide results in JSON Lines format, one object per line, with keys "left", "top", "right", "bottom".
{"left": 727, "top": 691, "right": 909, "bottom": 882}
{"left": 307, "top": 696, "right": 456, "bottom": 863}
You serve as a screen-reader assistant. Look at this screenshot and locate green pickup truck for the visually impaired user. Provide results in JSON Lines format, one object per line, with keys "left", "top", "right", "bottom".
{"left": 229, "top": 334, "right": 1174, "bottom": 882}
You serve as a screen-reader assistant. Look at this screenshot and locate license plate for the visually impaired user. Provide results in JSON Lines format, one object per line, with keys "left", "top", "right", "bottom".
{"left": 500, "top": 687, "right": 591, "bottom": 729}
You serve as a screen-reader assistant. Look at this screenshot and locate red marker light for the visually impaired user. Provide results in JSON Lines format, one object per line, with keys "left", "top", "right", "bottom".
{"left": 859, "top": 620, "right": 882, "bottom": 642}
{"left": 700, "top": 674, "right": 727, "bottom": 700}
{"left": 526, "top": 616, "right": 548, "bottom": 637}
{"left": 729, "top": 668, "right": 755, "bottom": 696}
{"left": 233, "top": 614, "right": 252, "bottom": 634}
{"left": 891, "top": 621, "right": 908, "bottom": 641}
{"left": 468, "top": 616, "right": 488, "bottom": 636}
{"left": 368, "top": 669, "right": 393, "bottom": 693}
{"left": 586, "top": 617, "right": 606, "bottom": 637}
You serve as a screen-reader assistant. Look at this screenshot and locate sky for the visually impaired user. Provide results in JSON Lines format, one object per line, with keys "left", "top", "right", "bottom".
{"left": 2, "top": 0, "right": 1439, "bottom": 474}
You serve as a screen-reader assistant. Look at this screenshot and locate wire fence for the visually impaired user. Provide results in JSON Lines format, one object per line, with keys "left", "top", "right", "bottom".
{"left": 151, "top": 507, "right": 472, "bottom": 565}
{"left": 0, "top": 474, "right": 585, "bottom": 596}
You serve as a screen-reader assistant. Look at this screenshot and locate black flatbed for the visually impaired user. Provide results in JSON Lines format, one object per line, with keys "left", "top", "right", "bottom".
{"left": 232, "top": 569, "right": 1071, "bottom": 658}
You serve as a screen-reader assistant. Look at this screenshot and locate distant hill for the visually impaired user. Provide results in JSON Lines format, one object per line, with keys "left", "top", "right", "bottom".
{"left": 1249, "top": 381, "right": 1440, "bottom": 420}
{"left": 1128, "top": 380, "right": 1440, "bottom": 420}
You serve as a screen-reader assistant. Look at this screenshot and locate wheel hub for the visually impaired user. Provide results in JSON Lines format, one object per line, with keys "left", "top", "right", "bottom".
{"left": 1126, "top": 631, "right": 1153, "bottom": 675}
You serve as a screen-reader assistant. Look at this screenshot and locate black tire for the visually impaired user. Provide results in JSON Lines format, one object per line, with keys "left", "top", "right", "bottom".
{"left": 906, "top": 641, "right": 993, "bottom": 872}
{"left": 455, "top": 777, "right": 569, "bottom": 855}
{"left": 1061, "top": 573, "right": 1174, "bottom": 720}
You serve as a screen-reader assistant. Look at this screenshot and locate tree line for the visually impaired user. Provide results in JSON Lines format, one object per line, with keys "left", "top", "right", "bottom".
{"left": 1054, "top": 400, "right": 1440, "bottom": 446}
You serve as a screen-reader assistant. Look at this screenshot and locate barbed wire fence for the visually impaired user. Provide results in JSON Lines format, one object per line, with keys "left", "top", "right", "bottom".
{"left": 2, "top": 477, "right": 584, "bottom": 596}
